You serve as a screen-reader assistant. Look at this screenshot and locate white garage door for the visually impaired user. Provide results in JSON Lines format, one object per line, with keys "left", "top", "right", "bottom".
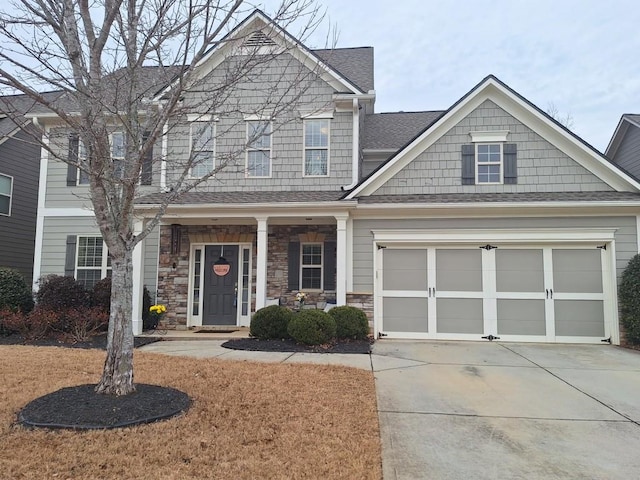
{"left": 379, "top": 244, "right": 611, "bottom": 343}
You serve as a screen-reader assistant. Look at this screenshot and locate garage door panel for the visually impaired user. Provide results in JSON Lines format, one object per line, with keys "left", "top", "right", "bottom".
{"left": 555, "top": 300, "right": 605, "bottom": 337}
{"left": 553, "top": 250, "right": 603, "bottom": 294}
{"left": 436, "top": 298, "right": 483, "bottom": 334}
{"left": 496, "top": 249, "right": 544, "bottom": 293}
{"left": 383, "top": 249, "right": 428, "bottom": 291}
{"left": 436, "top": 249, "right": 482, "bottom": 292}
{"left": 497, "top": 299, "right": 546, "bottom": 335}
{"left": 383, "top": 297, "right": 428, "bottom": 332}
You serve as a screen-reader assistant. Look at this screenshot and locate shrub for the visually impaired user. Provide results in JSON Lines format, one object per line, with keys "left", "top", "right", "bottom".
{"left": 1, "top": 308, "right": 59, "bottom": 342}
{"left": 329, "top": 306, "right": 370, "bottom": 340}
{"left": 287, "top": 310, "right": 337, "bottom": 345}
{"left": 62, "top": 307, "right": 109, "bottom": 343}
{"left": 36, "top": 275, "right": 90, "bottom": 311}
{"left": 0, "top": 307, "right": 19, "bottom": 335}
{"left": 91, "top": 277, "right": 111, "bottom": 313}
{"left": 620, "top": 254, "right": 640, "bottom": 344}
{"left": 250, "top": 305, "right": 294, "bottom": 339}
{"left": 0, "top": 268, "right": 34, "bottom": 313}
{"left": 142, "top": 286, "right": 152, "bottom": 328}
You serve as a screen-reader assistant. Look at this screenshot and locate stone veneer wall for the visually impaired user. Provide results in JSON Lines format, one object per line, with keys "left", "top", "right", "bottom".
{"left": 347, "top": 293, "right": 374, "bottom": 331}
{"left": 156, "top": 223, "right": 337, "bottom": 327}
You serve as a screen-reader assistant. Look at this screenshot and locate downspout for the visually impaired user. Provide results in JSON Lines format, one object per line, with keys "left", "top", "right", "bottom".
{"left": 341, "top": 97, "right": 360, "bottom": 191}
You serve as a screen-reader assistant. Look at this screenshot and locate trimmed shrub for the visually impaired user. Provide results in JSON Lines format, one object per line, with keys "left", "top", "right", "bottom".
{"left": 329, "top": 306, "right": 370, "bottom": 340}
{"left": 35, "top": 275, "right": 90, "bottom": 311}
{"left": 250, "top": 305, "right": 294, "bottom": 339}
{"left": 620, "top": 254, "right": 640, "bottom": 344}
{"left": 2, "top": 308, "right": 59, "bottom": 342}
{"left": 0, "top": 268, "right": 34, "bottom": 313}
{"left": 287, "top": 310, "right": 337, "bottom": 345}
{"left": 91, "top": 277, "right": 111, "bottom": 313}
{"left": 62, "top": 307, "right": 109, "bottom": 342}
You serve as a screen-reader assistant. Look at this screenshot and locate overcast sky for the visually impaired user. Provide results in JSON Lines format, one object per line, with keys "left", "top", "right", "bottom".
{"left": 259, "top": 0, "right": 640, "bottom": 152}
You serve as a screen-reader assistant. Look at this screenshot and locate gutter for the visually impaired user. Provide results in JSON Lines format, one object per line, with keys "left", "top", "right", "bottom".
{"left": 341, "top": 97, "right": 360, "bottom": 191}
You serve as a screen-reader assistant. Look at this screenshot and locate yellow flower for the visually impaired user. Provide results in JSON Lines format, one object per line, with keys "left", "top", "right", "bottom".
{"left": 150, "top": 304, "right": 167, "bottom": 314}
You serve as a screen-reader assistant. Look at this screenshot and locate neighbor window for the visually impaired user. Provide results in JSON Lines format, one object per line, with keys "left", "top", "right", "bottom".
{"left": 111, "top": 131, "right": 126, "bottom": 179}
{"left": 76, "top": 236, "right": 111, "bottom": 289}
{"left": 246, "top": 121, "right": 271, "bottom": 177}
{"left": 190, "top": 122, "right": 215, "bottom": 178}
{"left": 304, "top": 119, "right": 329, "bottom": 176}
{"left": 77, "top": 140, "right": 90, "bottom": 185}
{"left": 0, "top": 173, "right": 12, "bottom": 216}
{"left": 300, "top": 243, "right": 323, "bottom": 290}
{"left": 476, "top": 143, "right": 502, "bottom": 184}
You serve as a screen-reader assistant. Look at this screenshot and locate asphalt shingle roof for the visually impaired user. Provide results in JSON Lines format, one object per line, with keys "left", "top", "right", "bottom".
{"left": 362, "top": 111, "right": 445, "bottom": 150}
{"left": 357, "top": 191, "right": 640, "bottom": 204}
{"left": 313, "top": 47, "right": 374, "bottom": 93}
{"left": 136, "top": 190, "right": 346, "bottom": 205}
{"left": 0, "top": 91, "right": 63, "bottom": 137}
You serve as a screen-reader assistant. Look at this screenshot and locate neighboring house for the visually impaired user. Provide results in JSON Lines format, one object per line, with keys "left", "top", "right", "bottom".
{"left": 28, "top": 10, "right": 640, "bottom": 344}
{"left": 606, "top": 114, "right": 640, "bottom": 179}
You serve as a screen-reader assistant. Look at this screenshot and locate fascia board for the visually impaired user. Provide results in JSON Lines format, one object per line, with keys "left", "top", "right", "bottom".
{"left": 605, "top": 117, "right": 628, "bottom": 157}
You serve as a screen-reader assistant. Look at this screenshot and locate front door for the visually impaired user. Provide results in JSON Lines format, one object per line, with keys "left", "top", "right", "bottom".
{"left": 203, "top": 245, "right": 239, "bottom": 325}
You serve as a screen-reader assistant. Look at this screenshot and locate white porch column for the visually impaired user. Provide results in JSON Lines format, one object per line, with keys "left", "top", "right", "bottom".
{"left": 131, "top": 220, "right": 145, "bottom": 335}
{"left": 255, "top": 216, "right": 269, "bottom": 311}
{"left": 336, "top": 215, "right": 348, "bottom": 306}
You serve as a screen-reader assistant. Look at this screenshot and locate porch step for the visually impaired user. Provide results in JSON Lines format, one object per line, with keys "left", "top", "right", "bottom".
{"left": 138, "top": 327, "right": 250, "bottom": 341}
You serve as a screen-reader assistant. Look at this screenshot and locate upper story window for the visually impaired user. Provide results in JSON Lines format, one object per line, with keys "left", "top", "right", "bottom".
{"left": 300, "top": 243, "right": 323, "bottom": 290}
{"left": 476, "top": 144, "right": 502, "bottom": 184}
{"left": 190, "top": 122, "right": 215, "bottom": 178}
{"left": 111, "top": 132, "right": 126, "bottom": 179}
{"left": 0, "top": 173, "right": 13, "bottom": 216}
{"left": 304, "top": 119, "right": 329, "bottom": 176}
{"left": 246, "top": 120, "right": 271, "bottom": 177}
{"left": 462, "top": 131, "right": 517, "bottom": 185}
{"left": 76, "top": 236, "right": 111, "bottom": 289}
{"left": 77, "top": 140, "right": 90, "bottom": 185}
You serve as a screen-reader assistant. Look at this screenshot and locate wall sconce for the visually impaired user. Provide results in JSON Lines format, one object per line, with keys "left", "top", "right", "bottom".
{"left": 170, "top": 224, "right": 182, "bottom": 255}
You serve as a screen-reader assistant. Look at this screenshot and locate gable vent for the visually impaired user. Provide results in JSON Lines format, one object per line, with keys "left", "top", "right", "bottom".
{"left": 243, "top": 31, "right": 276, "bottom": 48}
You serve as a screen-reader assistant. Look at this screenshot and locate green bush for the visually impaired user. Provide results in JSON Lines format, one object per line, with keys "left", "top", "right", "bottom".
{"left": 250, "top": 305, "right": 294, "bottom": 339}
{"left": 287, "top": 310, "right": 337, "bottom": 345}
{"left": 329, "top": 306, "right": 370, "bottom": 340}
{"left": 36, "top": 275, "right": 90, "bottom": 311}
{"left": 0, "top": 268, "right": 34, "bottom": 313}
{"left": 620, "top": 254, "right": 640, "bottom": 344}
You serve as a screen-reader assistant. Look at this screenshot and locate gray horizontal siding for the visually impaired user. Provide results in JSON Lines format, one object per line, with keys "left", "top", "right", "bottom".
{"left": 373, "top": 100, "right": 612, "bottom": 195}
{"left": 0, "top": 129, "right": 41, "bottom": 283}
{"left": 352, "top": 216, "right": 637, "bottom": 293}
{"left": 611, "top": 125, "right": 640, "bottom": 179}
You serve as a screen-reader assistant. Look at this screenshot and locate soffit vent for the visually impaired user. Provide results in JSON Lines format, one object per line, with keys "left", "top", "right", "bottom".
{"left": 243, "top": 31, "right": 276, "bottom": 48}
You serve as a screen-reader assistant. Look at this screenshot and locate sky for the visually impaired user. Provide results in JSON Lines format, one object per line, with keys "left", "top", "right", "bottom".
{"left": 257, "top": 0, "right": 640, "bottom": 152}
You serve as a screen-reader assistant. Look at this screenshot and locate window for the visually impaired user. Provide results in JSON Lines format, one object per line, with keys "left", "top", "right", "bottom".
{"left": 190, "top": 122, "right": 214, "bottom": 178}
{"left": 111, "top": 132, "right": 125, "bottom": 179}
{"left": 246, "top": 121, "right": 271, "bottom": 177}
{"left": 300, "top": 243, "right": 323, "bottom": 290}
{"left": 0, "top": 174, "right": 12, "bottom": 216}
{"left": 78, "top": 140, "right": 90, "bottom": 185}
{"left": 76, "top": 236, "right": 111, "bottom": 289}
{"left": 476, "top": 143, "right": 502, "bottom": 184}
{"left": 304, "top": 119, "right": 329, "bottom": 176}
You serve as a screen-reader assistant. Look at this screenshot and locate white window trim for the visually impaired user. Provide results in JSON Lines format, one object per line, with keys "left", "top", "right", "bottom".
{"left": 303, "top": 118, "right": 330, "bottom": 177}
{"left": 76, "top": 139, "right": 90, "bottom": 185}
{"left": 245, "top": 120, "right": 272, "bottom": 178}
{"left": 75, "top": 236, "right": 111, "bottom": 287}
{"left": 475, "top": 143, "right": 503, "bottom": 185}
{"left": 0, "top": 173, "right": 13, "bottom": 216}
{"left": 110, "top": 131, "right": 126, "bottom": 180}
{"left": 300, "top": 109, "right": 334, "bottom": 119}
{"left": 189, "top": 121, "right": 216, "bottom": 179}
{"left": 300, "top": 242, "right": 324, "bottom": 291}
{"left": 470, "top": 130, "right": 509, "bottom": 143}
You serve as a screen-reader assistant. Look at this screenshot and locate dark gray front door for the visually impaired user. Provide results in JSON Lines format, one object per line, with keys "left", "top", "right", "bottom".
{"left": 203, "top": 245, "right": 239, "bottom": 325}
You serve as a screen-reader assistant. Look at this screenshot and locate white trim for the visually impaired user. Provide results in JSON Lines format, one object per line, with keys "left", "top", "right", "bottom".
{"left": 132, "top": 221, "right": 145, "bottom": 335}
{"left": 161, "top": 122, "right": 168, "bottom": 190}
{"left": 0, "top": 172, "right": 13, "bottom": 216}
{"left": 475, "top": 143, "right": 503, "bottom": 185}
{"left": 186, "top": 113, "right": 216, "bottom": 122}
{"left": 33, "top": 125, "right": 50, "bottom": 290}
{"left": 42, "top": 208, "right": 95, "bottom": 217}
{"left": 74, "top": 236, "right": 111, "bottom": 286}
{"left": 636, "top": 215, "right": 640, "bottom": 253}
{"left": 341, "top": 98, "right": 360, "bottom": 190}
{"left": 336, "top": 216, "right": 347, "bottom": 305}
{"left": 255, "top": 216, "right": 268, "bottom": 310}
{"left": 346, "top": 217, "right": 354, "bottom": 291}
{"left": 303, "top": 118, "right": 330, "bottom": 177}
{"left": 243, "top": 113, "right": 272, "bottom": 121}
{"left": 470, "top": 130, "right": 509, "bottom": 142}
{"left": 299, "top": 241, "right": 324, "bottom": 291}
{"left": 300, "top": 110, "right": 335, "bottom": 119}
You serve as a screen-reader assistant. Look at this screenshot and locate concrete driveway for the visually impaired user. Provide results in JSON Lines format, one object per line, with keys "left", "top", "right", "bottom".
{"left": 372, "top": 341, "right": 640, "bottom": 480}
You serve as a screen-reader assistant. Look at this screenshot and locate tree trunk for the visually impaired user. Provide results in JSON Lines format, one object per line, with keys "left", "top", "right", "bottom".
{"left": 95, "top": 247, "right": 136, "bottom": 395}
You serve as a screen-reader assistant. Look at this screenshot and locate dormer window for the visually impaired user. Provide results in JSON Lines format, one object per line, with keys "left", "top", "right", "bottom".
{"left": 476, "top": 144, "right": 502, "bottom": 184}
{"left": 462, "top": 131, "right": 517, "bottom": 185}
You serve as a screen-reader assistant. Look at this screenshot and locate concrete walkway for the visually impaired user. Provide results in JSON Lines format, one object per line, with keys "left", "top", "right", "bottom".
{"left": 138, "top": 338, "right": 640, "bottom": 479}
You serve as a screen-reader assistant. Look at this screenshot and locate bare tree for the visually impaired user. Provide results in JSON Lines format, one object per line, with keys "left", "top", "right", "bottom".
{"left": 0, "top": 0, "right": 328, "bottom": 395}
{"left": 546, "top": 102, "right": 574, "bottom": 130}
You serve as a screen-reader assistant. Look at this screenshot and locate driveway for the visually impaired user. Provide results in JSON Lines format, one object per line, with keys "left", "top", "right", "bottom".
{"left": 372, "top": 341, "right": 640, "bottom": 480}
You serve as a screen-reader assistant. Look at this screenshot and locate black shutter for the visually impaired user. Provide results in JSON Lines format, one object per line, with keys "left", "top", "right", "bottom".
{"left": 67, "top": 135, "right": 79, "bottom": 186}
{"left": 323, "top": 241, "right": 336, "bottom": 291}
{"left": 503, "top": 143, "right": 517, "bottom": 184}
{"left": 141, "top": 131, "right": 153, "bottom": 185}
{"left": 64, "top": 235, "right": 77, "bottom": 277}
{"left": 461, "top": 144, "right": 475, "bottom": 185}
{"left": 287, "top": 242, "right": 300, "bottom": 290}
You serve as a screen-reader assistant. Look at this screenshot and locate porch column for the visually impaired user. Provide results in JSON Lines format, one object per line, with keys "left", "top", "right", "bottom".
{"left": 131, "top": 220, "right": 145, "bottom": 335}
{"left": 336, "top": 215, "right": 348, "bottom": 306}
{"left": 255, "top": 216, "right": 269, "bottom": 310}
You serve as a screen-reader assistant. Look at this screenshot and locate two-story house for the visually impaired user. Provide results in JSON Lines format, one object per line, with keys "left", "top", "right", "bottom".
{"left": 29, "top": 10, "right": 640, "bottom": 344}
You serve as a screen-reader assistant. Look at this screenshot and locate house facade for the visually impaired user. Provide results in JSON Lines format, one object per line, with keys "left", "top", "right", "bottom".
{"left": 30, "top": 11, "right": 640, "bottom": 344}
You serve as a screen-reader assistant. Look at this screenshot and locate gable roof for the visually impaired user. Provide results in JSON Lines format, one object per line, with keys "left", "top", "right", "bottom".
{"left": 313, "top": 47, "right": 374, "bottom": 93}
{"left": 0, "top": 91, "right": 62, "bottom": 140}
{"left": 363, "top": 111, "right": 444, "bottom": 150}
{"left": 605, "top": 113, "right": 640, "bottom": 159}
{"left": 346, "top": 75, "right": 640, "bottom": 199}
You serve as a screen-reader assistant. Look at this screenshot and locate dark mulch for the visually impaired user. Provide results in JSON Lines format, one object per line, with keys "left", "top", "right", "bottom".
{"left": 19, "top": 384, "right": 191, "bottom": 430}
{"left": 0, "top": 333, "right": 159, "bottom": 349}
{"left": 222, "top": 337, "right": 373, "bottom": 354}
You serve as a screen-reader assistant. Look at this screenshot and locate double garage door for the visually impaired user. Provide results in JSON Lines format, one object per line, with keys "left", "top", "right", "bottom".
{"left": 379, "top": 245, "right": 612, "bottom": 343}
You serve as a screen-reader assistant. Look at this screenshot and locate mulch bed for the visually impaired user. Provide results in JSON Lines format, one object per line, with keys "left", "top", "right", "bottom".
{"left": 222, "top": 337, "right": 373, "bottom": 354}
{"left": 19, "top": 383, "right": 191, "bottom": 430}
{"left": 0, "top": 332, "right": 159, "bottom": 349}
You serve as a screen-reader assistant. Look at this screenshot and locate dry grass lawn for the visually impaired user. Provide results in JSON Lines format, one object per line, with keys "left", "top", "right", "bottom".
{"left": 0, "top": 346, "right": 381, "bottom": 479}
